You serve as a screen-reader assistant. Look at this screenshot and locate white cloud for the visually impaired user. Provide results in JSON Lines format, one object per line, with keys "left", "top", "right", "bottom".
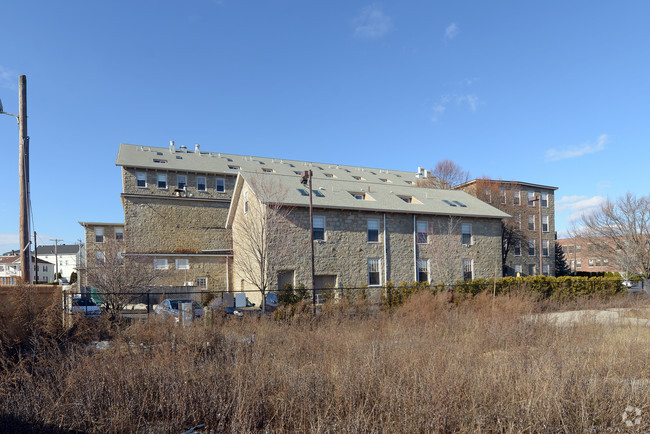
{"left": 545, "top": 134, "right": 608, "bottom": 162}
{"left": 0, "top": 66, "right": 16, "bottom": 90}
{"left": 354, "top": 4, "right": 393, "bottom": 40}
{"left": 556, "top": 195, "right": 605, "bottom": 221}
{"left": 445, "top": 23, "right": 458, "bottom": 41}
{"left": 431, "top": 93, "right": 481, "bottom": 122}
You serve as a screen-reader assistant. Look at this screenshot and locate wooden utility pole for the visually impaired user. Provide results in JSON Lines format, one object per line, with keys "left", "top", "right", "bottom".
{"left": 34, "top": 231, "right": 38, "bottom": 283}
{"left": 18, "top": 75, "right": 31, "bottom": 284}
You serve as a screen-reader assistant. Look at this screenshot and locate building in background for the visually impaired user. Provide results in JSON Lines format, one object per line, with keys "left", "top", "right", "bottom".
{"left": 36, "top": 244, "right": 83, "bottom": 281}
{"left": 0, "top": 255, "right": 55, "bottom": 285}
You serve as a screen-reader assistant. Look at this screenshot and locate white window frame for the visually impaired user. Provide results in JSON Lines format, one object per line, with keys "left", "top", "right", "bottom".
{"left": 462, "top": 258, "right": 473, "bottom": 280}
{"left": 115, "top": 228, "right": 124, "bottom": 241}
{"left": 500, "top": 188, "right": 506, "bottom": 205}
{"left": 461, "top": 223, "right": 472, "bottom": 246}
{"left": 542, "top": 215, "right": 549, "bottom": 233}
{"left": 243, "top": 191, "right": 249, "bottom": 214}
{"left": 96, "top": 251, "right": 105, "bottom": 264}
{"left": 416, "top": 221, "right": 428, "bottom": 244}
{"left": 513, "top": 190, "right": 521, "bottom": 206}
{"left": 514, "top": 264, "right": 522, "bottom": 275}
{"left": 136, "top": 172, "right": 147, "bottom": 188}
{"left": 95, "top": 227, "right": 104, "bottom": 243}
{"left": 177, "top": 174, "right": 187, "bottom": 189}
{"left": 367, "top": 258, "right": 381, "bottom": 286}
{"left": 542, "top": 240, "right": 550, "bottom": 257}
{"left": 528, "top": 264, "right": 536, "bottom": 276}
{"left": 157, "top": 173, "right": 167, "bottom": 189}
{"left": 528, "top": 215, "right": 535, "bottom": 231}
{"left": 154, "top": 259, "right": 168, "bottom": 270}
{"left": 175, "top": 259, "right": 189, "bottom": 270}
{"left": 196, "top": 277, "right": 207, "bottom": 288}
{"left": 528, "top": 191, "right": 536, "bottom": 207}
{"left": 541, "top": 193, "right": 549, "bottom": 208}
{"left": 528, "top": 240, "right": 535, "bottom": 256}
{"left": 514, "top": 240, "right": 521, "bottom": 256}
{"left": 367, "top": 219, "right": 379, "bottom": 243}
{"left": 216, "top": 178, "right": 225, "bottom": 193}
{"left": 417, "top": 258, "right": 429, "bottom": 283}
{"left": 197, "top": 176, "right": 207, "bottom": 192}
{"left": 313, "top": 216, "right": 325, "bottom": 241}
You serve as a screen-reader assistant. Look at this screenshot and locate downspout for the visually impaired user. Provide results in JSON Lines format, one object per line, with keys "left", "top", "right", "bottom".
{"left": 226, "top": 256, "right": 230, "bottom": 292}
{"left": 413, "top": 215, "right": 417, "bottom": 282}
{"left": 383, "top": 213, "right": 388, "bottom": 285}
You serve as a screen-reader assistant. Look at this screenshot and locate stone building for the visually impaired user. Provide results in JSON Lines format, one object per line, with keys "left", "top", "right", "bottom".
{"left": 81, "top": 142, "right": 512, "bottom": 302}
{"left": 456, "top": 180, "right": 558, "bottom": 277}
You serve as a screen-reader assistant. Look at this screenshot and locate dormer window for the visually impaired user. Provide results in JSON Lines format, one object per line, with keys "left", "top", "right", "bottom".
{"left": 349, "top": 192, "right": 374, "bottom": 201}
{"left": 399, "top": 195, "right": 421, "bottom": 204}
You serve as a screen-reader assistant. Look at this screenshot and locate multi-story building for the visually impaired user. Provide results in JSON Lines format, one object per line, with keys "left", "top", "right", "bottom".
{"left": 557, "top": 237, "right": 621, "bottom": 275}
{"left": 36, "top": 244, "right": 84, "bottom": 281}
{"left": 456, "top": 179, "right": 558, "bottom": 277}
{"left": 80, "top": 142, "right": 511, "bottom": 301}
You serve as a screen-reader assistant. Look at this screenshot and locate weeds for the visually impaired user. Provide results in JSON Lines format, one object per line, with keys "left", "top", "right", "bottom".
{"left": 1, "top": 289, "right": 649, "bottom": 432}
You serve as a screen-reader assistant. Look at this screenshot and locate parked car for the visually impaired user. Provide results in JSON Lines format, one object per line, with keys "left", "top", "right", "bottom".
{"left": 154, "top": 299, "right": 204, "bottom": 320}
{"left": 207, "top": 298, "right": 244, "bottom": 317}
{"left": 71, "top": 296, "right": 102, "bottom": 317}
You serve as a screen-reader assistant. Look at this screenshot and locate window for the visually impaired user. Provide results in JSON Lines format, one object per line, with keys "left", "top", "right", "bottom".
{"left": 96, "top": 251, "right": 105, "bottom": 264}
{"left": 528, "top": 215, "right": 535, "bottom": 231}
{"left": 528, "top": 264, "right": 536, "bottom": 276}
{"left": 513, "top": 190, "right": 521, "bottom": 206}
{"left": 157, "top": 173, "right": 167, "bottom": 189}
{"left": 368, "top": 258, "right": 381, "bottom": 286}
{"left": 43, "top": 265, "right": 48, "bottom": 272}
{"left": 484, "top": 187, "right": 492, "bottom": 203}
{"left": 324, "top": 173, "right": 335, "bottom": 178}
{"left": 177, "top": 175, "right": 187, "bottom": 189}
{"left": 352, "top": 176, "right": 364, "bottom": 181}
{"left": 462, "top": 259, "right": 473, "bottom": 280}
{"left": 542, "top": 264, "right": 550, "bottom": 276}
{"left": 500, "top": 188, "right": 506, "bottom": 205}
{"left": 197, "top": 176, "right": 206, "bottom": 191}
{"left": 154, "top": 259, "right": 168, "bottom": 270}
{"left": 570, "top": 260, "right": 575, "bottom": 269}
{"left": 298, "top": 189, "right": 309, "bottom": 196}
{"left": 417, "top": 259, "right": 429, "bottom": 283}
{"left": 514, "top": 264, "right": 522, "bottom": 275}
{"left": 313, "top": 216, "right": 325, "bottom": 241}
{"left": 541, "top": 193, "right": 548, "bottom": 208}
{"left": 453, "top": 201, "right": 467, "bottom": 207}
{"left": 243, "top": 191, "right": 249, "bottom": 214}
{"left": 175, "top": 259, "right": 189, "bottom": 270}
{"left": 196, "top": 277, "right": 207, "bottom": 288}
{"left": 416, "top": 221, "right": 428, "bottom": 244}
{"left": 136, "top": 172, "right": 146, "bottom": 188}
{"left": 367, "top": 219, "right": 379, "bottom": 242}
{"left": 588, "top": 259, "right": 595, "bottom": 267}
{"left": 542, "top": 216, "right": 549, "bottom": 233}
{"left": 576, "top": 259, "right": 582, "bottom": 268}
{"left": 528, "top": 240, "right": 535, "bottom": 256}
{"left": 528, "top": 191, "right": 536, "bottom": 206}
{"left": 228, "top": 165, "right": 240, "bottom": 171}
{"left": 262, "top": 168, "right": 274, "bottom": 173}
{"left": 462, "top": 223, "right": 472, "bottom": 245}
{"left": 215, "top": 178, "right": 225, "bottom": 192}
{"left": 442, "top": 199, "right": 457, "bottom": 207}
{"left": 542, "top": 240, "right": 549, "bottom": 257}
{"left": 515, "top": 216, "right": 521, "bottom": 230}
{"left": 596, "top": 259, "right": 602, "bottom": 267}
{"left": 514, "top": 241, "right": 521, "bottom": 256}
{"left": 95, "top": 227, "right": 104, "bottom": 243}
{"left": 115, "top": 228, "right": 124, "bottom": 241}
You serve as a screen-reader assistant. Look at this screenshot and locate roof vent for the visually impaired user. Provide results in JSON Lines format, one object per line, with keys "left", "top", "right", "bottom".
{"left": 169, "top": 141, "right": 176, "bottom": 153}
{"left": 195, "top": 144, "right": 200, "bottom": 153}
{"left": 180, "top": 145, "right": 187, "bottom": 152}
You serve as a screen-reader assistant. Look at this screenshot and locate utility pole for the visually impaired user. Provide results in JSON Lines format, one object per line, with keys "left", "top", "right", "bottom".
{"left": 51, "top": 238, "right": 63, "bottom": 282}
{"left": 34, "top": 231, "right": 38, "bottom": 283}
{"left": 300, "top": 170, "right": 316, "bottom": 313}
{"left": 0, "top": 75, "right": 30, "bottom": 283}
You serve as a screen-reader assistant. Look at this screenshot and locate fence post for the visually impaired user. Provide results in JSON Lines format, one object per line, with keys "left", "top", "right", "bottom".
{"left": 147, "top": 292, "right": 150, "bottom": 316}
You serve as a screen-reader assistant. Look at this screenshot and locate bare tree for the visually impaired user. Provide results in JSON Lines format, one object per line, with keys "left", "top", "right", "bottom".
{"left": 573, "top": 193, "right": 650, "bottom": 278}
{"left": 232, "top": 175, "right": 293, "bottom": 312}
{"left": 85, "top": 239, "right": 160, "bottom": 319}
{"left": 426, "top": 159, "right": 471, "bottom": 189}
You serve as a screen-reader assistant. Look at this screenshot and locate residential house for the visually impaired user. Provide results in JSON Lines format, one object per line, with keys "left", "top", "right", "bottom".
{"left": 0, "top": 255, "right": 55, "bottom": 285}
{"left": 36, "top": 244, "right": 84, "bottom": 281}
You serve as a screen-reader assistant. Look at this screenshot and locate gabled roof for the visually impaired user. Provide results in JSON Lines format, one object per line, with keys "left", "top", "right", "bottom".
{"left": 226, "top": 170, "right": 511, "bottom": 228}
{"left": 36, "top": 244, "right": 80, "bottom": 255}
{"left": 0, "top": 255, "right": 53, "bottom": 265}
{"left": 116, "top": 143, "right": 428, "bottom": 187}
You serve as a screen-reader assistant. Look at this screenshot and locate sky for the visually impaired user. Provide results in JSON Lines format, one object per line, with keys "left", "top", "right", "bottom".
{"left": 1, "top": 0, "right": 649, "bottom": 253}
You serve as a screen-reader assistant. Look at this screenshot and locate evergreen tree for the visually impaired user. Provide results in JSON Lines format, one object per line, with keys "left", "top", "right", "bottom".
{"left": 555, "top": 242, "right": 571, "bottom": 276}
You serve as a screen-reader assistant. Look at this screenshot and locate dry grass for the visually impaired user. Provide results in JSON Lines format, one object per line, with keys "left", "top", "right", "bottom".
{"left": 1, "top": 292, "right": 650, "bottom": 432}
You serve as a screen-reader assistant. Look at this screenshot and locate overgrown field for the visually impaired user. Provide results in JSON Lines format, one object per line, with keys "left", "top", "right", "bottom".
{"left": 1, "top": 291, "right": 649, "bottom": 432}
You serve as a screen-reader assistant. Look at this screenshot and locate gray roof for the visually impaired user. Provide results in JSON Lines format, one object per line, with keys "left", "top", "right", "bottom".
{"left": 456, "top": 179, "right": 559, "bottom": 191}
{"left": 226, "top": 171, "right": 511, "bottom": 227}
{"left": 36, "top": 244, "right": 80, "bottom": 255}
{"left": 116, "top": 143, "right": 428, "bottom": 186}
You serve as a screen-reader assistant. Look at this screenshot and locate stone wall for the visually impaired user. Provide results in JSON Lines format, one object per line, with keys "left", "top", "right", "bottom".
{"left": 122, "top": 167, "right": 236, "bottom": 199}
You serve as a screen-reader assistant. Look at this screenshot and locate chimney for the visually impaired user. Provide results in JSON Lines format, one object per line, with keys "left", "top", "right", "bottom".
{"left": 195, "top": 144, "right": 200, "bottom": 153}
{"left": 169, "top": 140, "right": 176, "bottom": 153}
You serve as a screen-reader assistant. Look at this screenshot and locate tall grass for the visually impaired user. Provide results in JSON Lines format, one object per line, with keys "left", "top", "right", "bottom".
{"left": 1, "top": 292, "right": 649, "bottom": 432}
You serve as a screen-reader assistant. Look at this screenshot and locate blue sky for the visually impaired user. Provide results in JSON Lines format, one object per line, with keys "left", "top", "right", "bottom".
{"left": 1, "top": 1, "right": 649, "bottom": 252}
